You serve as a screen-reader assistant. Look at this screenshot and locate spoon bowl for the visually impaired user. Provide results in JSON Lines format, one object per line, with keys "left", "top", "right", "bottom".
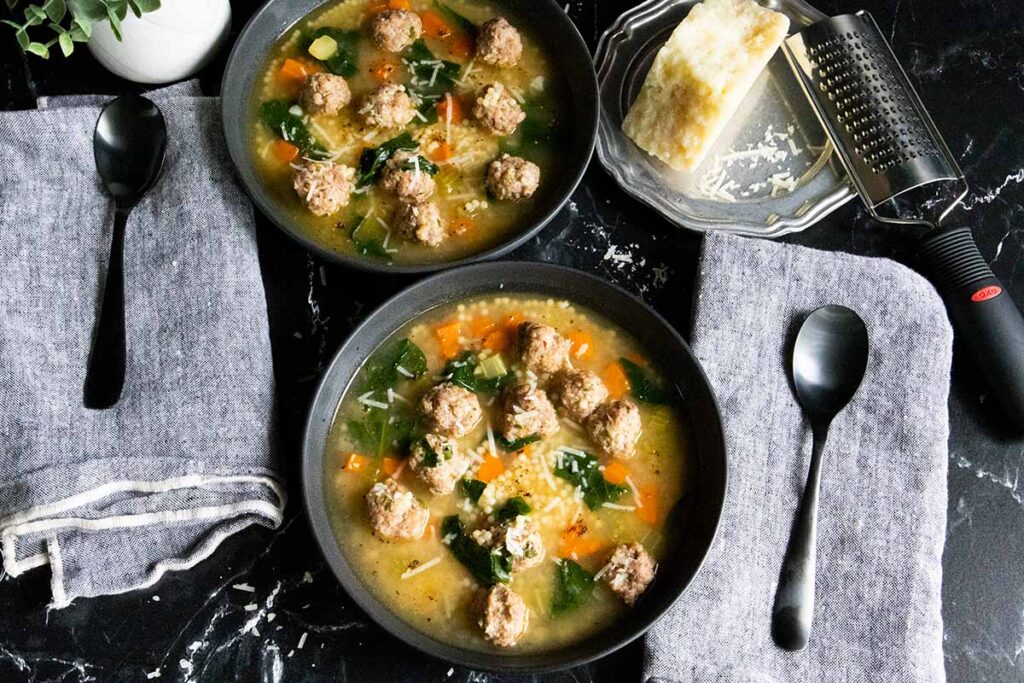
{"left": 84, "top": 95, "right": 167, "bottom": 410}
{"left": 772, "top": 305, "right": 869, "bottom": 651}
{"left": 93, "top": 95, "right": 167, "bottom": 207}
{"left": 793, "top": 305, "right": 871, "bottom": 422}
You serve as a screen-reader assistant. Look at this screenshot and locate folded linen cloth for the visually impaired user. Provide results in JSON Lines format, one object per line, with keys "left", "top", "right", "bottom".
{"left": 645, "top": 233, "right": 952, "bottom": 682}
{"left": 0, "top": 83, "right": 283, "bottom": 608}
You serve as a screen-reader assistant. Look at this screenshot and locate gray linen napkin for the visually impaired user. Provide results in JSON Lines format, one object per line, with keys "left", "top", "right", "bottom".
{"left": 0, "top": 84, "right": 283, "bottom": 608}
{"left": 645, "top": 232, "right": 951, "bottom": 682}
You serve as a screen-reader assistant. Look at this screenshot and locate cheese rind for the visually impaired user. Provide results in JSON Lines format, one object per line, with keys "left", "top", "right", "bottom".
{"left": 622, "top": 0, "right": 789, "bottom": 172}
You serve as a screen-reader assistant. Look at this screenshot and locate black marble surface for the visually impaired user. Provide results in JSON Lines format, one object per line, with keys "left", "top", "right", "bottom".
{"left": 1, "top": 0, "right": 1023, "bottom": 681}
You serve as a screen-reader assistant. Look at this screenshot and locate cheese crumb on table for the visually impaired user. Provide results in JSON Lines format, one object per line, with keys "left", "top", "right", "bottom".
{"left": 622, "top": 0, "right": 790, "bottom": 172}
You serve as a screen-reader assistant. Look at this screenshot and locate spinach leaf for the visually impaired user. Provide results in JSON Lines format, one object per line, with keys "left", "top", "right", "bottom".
{"left": 356, "top": 132, "right": 420, "bottom": 187}
{"left": 388, "top": 152, "right": 440, "bottom": 176}
{"left": 554, "top": 450, "right": 628, "bottom": 510}
{"left": 302, "top": 27, "right": 360, "bottom": 77}
{"left": 258, "top": 99, "right": 330, "bottom": 160}
{"left": 349, "top": 216, "right": 391, "bottom": 259}
{"left": 441, "top": 515, "right": 512, "bottom": 586}
{"left": 619, "top": 358, "right": 669, "bottom": 405}
{"left": 441, "top": 351, "right": 513, "bottom": 394}
{"left": 460, "top": 478, "right": 487, "bottom": 503}
{"left": 433, "top": 0, "right": 478, "bottom": 37}
{"left": 498, "top": 99, "right": 558, "bottom": 161}
{"left": 496, "top": 496, "right": 531, "bottom": 522}
{"left": 495, "top": 433, "right": 541, "bottom": 452}
{"left": 347, "top": 410, "right": 417, "bottom": 457}
{"left": 403, "top": 39, "right": 461, "bottom": 119}
{"left": 360, "top": 337, "right": 429, "bottom": 394}
{"left": 552, "top": 559, "right": 595, "bottom": 615}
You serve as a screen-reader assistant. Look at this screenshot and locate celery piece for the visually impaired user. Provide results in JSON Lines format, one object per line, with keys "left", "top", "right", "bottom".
{"left": 308, "top": 35, "right": 338, "bottom": 61}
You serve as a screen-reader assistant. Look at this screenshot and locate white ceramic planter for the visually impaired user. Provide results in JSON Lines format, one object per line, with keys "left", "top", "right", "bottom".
{"left": 87, "top": 0, "right": 232, "bottom": 84}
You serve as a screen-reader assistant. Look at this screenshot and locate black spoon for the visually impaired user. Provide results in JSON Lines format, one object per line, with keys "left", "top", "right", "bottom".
{"left": 771, "top": 305, "right": 869, "bottom": 651}
{"left": 83, "top": 95, "right": 167, "bottom": 410}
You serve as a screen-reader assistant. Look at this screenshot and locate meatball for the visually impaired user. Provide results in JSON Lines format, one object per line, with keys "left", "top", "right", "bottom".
{"left": 486, "top": 154, "right": 540, "bottom": 201}
{"left": 379, "top": 150, "right": 436, "bottom": 203}
{"left": 516, "top": 321, "right": 570, "bottom": 374}
{"left": 409, "top": 434, "right": 471, "bottom": 495}
{"left": 586, "top": 400, "right": 642, "bottom": 460}
{"left": 498, "top": 383, "right": 560, "bottom": 442}
{"left": 419, "top": 382, "right": 483, "bottom": 438}
{"left": 370, "top": 9, "right": 422, "bottom": 53}
{"left": 475, "top": 17, "right": 522, "bottom": 67}
{"left": 301, "top": 72, "right": 351, "bottom": 115}
{"left": 473, "top": 515, "right": 545, "bottom": 572}
{"left": 359, "top": 83, "right": 417, "bottom": 129}
{"left": 550, "top": 369, "right": 609, "bottom": 423}
{"left": 472, "top": 83, "right": 525, "bottom": 136}
{"left": 394, "top": 201, "right": 445, "bottom": 247}
{"left": 602, "top": 543, "right": 657, "bottom": 605}
{"left": 480, "top": 584, "right": 529, "bottom": 647}
{"left": 292, "top": 161, "right": 355, "bottom": 217}
{"left": 365, "top": 478, "right": 429, "bottom": 541}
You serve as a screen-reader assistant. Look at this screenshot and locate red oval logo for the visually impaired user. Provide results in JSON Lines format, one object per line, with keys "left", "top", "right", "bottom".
{"left": 971, "top": 286, "right": 1003, "bottom": 302}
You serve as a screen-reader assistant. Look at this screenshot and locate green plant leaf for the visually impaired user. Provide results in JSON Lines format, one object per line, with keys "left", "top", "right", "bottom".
{"left": 5, "top": 0, "right": 19, "bottom": 12}
{"left": 57, "top": 28, "right": 72, "bottom": 55}
{"left": 126, "top": 0, "right": 139, "bottom": 16}
{"left": 26, "top": 40, "right": 49, "bottom": 57}
{"left": 133, "top": 0, "right": 158, "bottom": 10}
{"left": 106, "top": 0, "right": 127, "bottom": 20}
{"left": 496, "top": 496, "right": 531, "bottom": 522}
{"left": 441, "top": 515, "right": 513, "bottom": 586}
{"left": 355, "top": 132, "right": 419, "bottom": 187}
{"left": 68, "top": 16, "right": 90, "bottom": 40}
{"left": 42, "top": 0, "right": 65, "bottom": 21}
{"left": 105, "top": 6, "right": 121, "bottom": 40}
{"left": 23, "top": 4, "right": 47, "bottom": 25}
{"left": 301, "top": 27, "right": 359, "bottom": 78}
{"left": 14, "top": 26, "right": 31, "bottom": 49}
{"left": 257, "top": 99, "right": 330, "bottom": 160}
{"left": 495, "top": 433, "right": 541, "bottom": 452}
{"left": 440, "top": 351, "right": 513, "bottom": 395}
{"left": 67, "top": 0, "right": 107, "bottom": 22}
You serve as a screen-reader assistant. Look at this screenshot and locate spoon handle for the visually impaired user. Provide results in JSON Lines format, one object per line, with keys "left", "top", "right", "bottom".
{"left": 771, "top": 423, "right": 829, "bottom": 651}
{"left": 84, "top": 206, "right": 129, "bottom": 409}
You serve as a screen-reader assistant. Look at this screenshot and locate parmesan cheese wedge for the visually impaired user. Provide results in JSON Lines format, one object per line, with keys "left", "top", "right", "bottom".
{"left": 622, "top": 0, "right": 790, "bottom": 172}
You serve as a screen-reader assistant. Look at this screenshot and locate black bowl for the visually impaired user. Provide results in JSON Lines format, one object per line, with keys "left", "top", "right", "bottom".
{"left": 221, "top": 0, "right": 599, "bottom": 274}
{"left": 302, "top": 262, "right": 728, "bottom": 672}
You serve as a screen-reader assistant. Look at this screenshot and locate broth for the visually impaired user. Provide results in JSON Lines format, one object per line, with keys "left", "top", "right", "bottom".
{"left": 324, "top": 295, "right": 692, "bottom": 652}
{"left": 249, "top": 0, "right": 565, "bottom": 264}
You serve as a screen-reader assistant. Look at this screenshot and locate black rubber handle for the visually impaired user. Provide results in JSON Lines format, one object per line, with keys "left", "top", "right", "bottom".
{"left": 920, "top": 227, "right": 1024, "bottom": 429}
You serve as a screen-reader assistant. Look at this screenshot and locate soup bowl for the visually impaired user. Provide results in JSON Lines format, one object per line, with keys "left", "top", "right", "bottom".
{"left": 302, "top": 262, "right": 728, "bottom": 671}
{"left": 221, "top": 0, "right": 599, "bottom": 273}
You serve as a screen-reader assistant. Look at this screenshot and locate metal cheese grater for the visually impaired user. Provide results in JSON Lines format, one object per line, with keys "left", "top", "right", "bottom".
{"left": 782, "top": 11, "right": 1024, "bottom": 430}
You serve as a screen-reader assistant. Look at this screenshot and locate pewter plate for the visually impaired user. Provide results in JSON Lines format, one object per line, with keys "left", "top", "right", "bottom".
{"left": 594, "top": 0, "right": 854, "bottom": 237}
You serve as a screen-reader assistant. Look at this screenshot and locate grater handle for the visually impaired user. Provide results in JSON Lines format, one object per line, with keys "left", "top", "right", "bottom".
{"left": 920, "top": 227, "right": 1024, "bottom": 429}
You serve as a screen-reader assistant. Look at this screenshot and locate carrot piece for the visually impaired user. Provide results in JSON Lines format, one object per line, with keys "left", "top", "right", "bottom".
{"left": 436, "top": 95, "right": 464, "bottom": 124}
{"left": 567, "top": 331, "right": 594, "bottom": 362}
{"left": 388, "top": 0, "right": 411, "bottom": 8}
{"left": 271, "top": 140, "right": 300, "bottom": 163}
{"left": 469, "top": 316, "right": 496, "bottom": 337}
{"left": 476, "top": 455, "right": 505, "bottom": 483}
{"left": 626, "top": 353, "right": 647, "bottom": 367}
{"left": 434, "top": 321, "right": 462, "bottom": 359}
{"left": 603, "top": 461, "right": 629, "bottom": 486}
{"left": 342, "top": 453, "right": 368, "bottom": 472}
{"left": 635, "top": 485, "right": 659, "bottom": 525}
{"left": 558, "top": 534, "right": 604, "bottom": 559}
{"left": 449, "top": 215, "right": 476, "bottom": 235}
{"left": 483, "top": 329, "right": 510, "bottom": 352}
{"left": 430, "top": 141, "right": 453, "bottom": 162}
{"left": 520, "top": 444, "right": 534, "bottom": 457}
{"left": 380, "top": 457, "right": 400, "bottom": 476}
{"left": 446, "top": 33, "right": 474, "bottom": 59}
{"left": 278, "top": 58, "right": 311, "bottom": 84}
{"left": 419, "top": 10, "right": 453, "bottom": 39}
{"left": 602, "top": 361, "right": 630, "bottom": 400}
